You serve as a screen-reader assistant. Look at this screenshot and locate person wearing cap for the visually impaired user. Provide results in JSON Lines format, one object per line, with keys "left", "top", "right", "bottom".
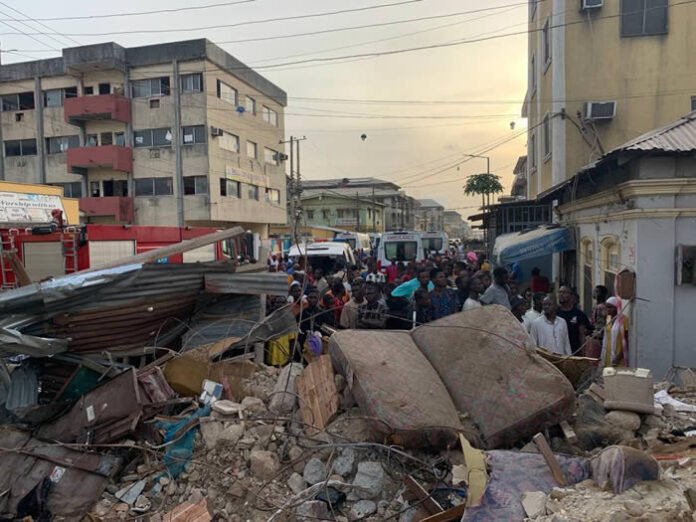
{"left": 602, "top": 296, "right": 629, "bottom": 367}
{"left": 510, "top": 295, "right": 528, "bottom": 323}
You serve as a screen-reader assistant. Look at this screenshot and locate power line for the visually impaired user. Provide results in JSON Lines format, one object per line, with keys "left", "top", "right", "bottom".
{"left": 0, "top": 0, "right": 427, "bottom": 36}
{"left": 0, "top": 0, "right": 256, "bottom": 22}
{"left": 0, "top": 15, "right": 59, "bottom": 53}
{"left": 0, "top": 2, "right": 80, "bottom": 47}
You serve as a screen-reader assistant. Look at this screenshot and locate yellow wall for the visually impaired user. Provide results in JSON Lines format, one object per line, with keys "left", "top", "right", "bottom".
{"left": 527, "top": 1, "right": 696, "bottom": 197}
{"left": 0, "top": 180, "right": 80, "bottom": 224}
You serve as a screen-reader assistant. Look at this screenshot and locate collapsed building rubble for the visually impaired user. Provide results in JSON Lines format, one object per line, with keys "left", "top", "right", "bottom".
{"left": 1, "top": 241, "right": 696, "bottom": 520}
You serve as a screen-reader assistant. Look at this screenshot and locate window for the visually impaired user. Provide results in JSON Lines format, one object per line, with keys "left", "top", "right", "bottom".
{"left": 115, "top": 132, "right": 125, "bottom": 146}
{"left": 219, "top": 131, "right": 239, "bottom": 152}
{"left": 245, "top": 96, "right": 256, "bottom": 115}
{"left": 217, "top": 80, "right": 238, "bottom": 106}
{"left": 691, "top": 96, "right": 696, "bottom": 112}
{"left": 220, "top": 179, "right": 241, "bottom": 198}
{"left": 2, "top": 92, "right": 35, "bottom": 111}
{"left": 181, "top": 73, "right": 203, "bottom": 93}
{"left": 322, "top": 209, "right": 330, "bottom": 220}
{"left": 4, "top": 139, "right": 37, "bottom": 157}
{"left": 131, "top": 77, "right": 171, "bottom": 97}
{"left": 621, "top": 0, "right": 668, "bottom": 37}
{"left": 135, "top": 177, "right": 174, "bottom": 196}
{"left": 134, "top": 128, "right": 172, "bottom": 148}
{"left": 15, "top": 113, "right": 23, "bottom": 122}
{"left": 246, "top": 140, "right": 257, "bottom": 159}
{"left": 51, "top": 182, "right": 82, "bottom": 198}
{"left": 530, "top": 53, "right": 537, "bottom": 94}
{"left": 183, "top": 175, "right": 208, "bottom": 195}
{"left": 182, "top": 125, "right": 206, "bottom": 145}
{"left": 101, "top": 132, "right": 113, "bottom": 146}
{"left": 84, "top": 86, "right": 94, "bottom": 95}
{"left": 246, "top": 184, "right": 259, "bottom": 200}
{"left": 337, "top": 208, "right": 356, "bottom": 218}
{"left": 601, "top": 237, "right": 621, "bottom": 291}
{"left": 543, "top": 114, "right": 551, "bottom": 158}
{"left": 149, "top": 99, "right": 160, "bottom": 109}
{"left": 46, "top": 135, "right": 79, "bottom": 154}
{"left": 384, "top": 241, "right": 419, "bottom": 261}
{"left": 529, "top": 134, "right": 537, "bottom": 169}
{"left": 87, "top": 134, "right": 98, "bottom": 147}
{"left": 43, "top": 87, "right": 77, "bottom": 108}
{"left": 266, "top": 188, "right": 280, "bottom": 204}
{"left": 99, "top": 83, "right": 111, "bottom": 95}
{"left": 264, "top": 147, "right": 279, "bottom": 165}
{"left": 306, "top": 209, "right": 315, "bottom": 220}
{"left": 542, "top": 19, "right": 551, "bottom": 66}
{"left": 262, "top": 106, "right": 278, "bottom": 126}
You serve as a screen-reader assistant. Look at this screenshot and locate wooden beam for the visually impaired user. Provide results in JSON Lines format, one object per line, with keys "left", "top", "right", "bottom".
{"left": 420, "top": 504, "right": 466, "bottom": 522}
{"left": 6, "top": 251, "right": 31, "bottom": 286}
{"left": 560, "top": 421, "right": 578, "bottom": 445}
{"left": 533, "top": 433, "right": 567, "bottom": 486}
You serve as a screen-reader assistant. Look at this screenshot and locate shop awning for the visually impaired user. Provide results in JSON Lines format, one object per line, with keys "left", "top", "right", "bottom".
{"left": 493, "top": 225, "right": 574, "bottom": 265}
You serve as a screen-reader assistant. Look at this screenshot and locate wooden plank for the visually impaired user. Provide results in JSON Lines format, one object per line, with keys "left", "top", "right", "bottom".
{"left": 403, "top": 475, "right": 443, "bottom": 515}
{"left": 533, "top": 433, "right": 567, "bottom": 486}
{"left": 297, "top": 355, "right": 339, "bottom": 432}
{"left": 420, "top": 504, "right": 467, "bottom": 522}
{"left": 6, "top": 251, "right": 31, "bottom": 286}
{"left": 560, "top": 421, "right": 578, "bottom": 445}
{"left": 459, "top": 434, "right": 488, "bottom": 507}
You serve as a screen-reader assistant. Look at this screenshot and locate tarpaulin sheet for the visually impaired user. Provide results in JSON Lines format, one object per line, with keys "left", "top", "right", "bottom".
{"left": 462, "top": 450, "right": 590, "bottom": 521}
{"left": 493, "top": 225, "right": 573, "bottom": 265}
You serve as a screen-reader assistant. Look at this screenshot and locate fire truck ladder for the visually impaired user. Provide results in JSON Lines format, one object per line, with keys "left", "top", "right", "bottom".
{"left": 0, "top": 229, "right": 19, "bottom": 290}
{"left": 61, "top": 227, "right": 80, "bottom": 274}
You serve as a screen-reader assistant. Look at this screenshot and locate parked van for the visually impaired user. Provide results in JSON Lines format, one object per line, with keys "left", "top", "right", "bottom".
{"left": 334, "top": 232, "right": 372, "bottom": 255}
{"left": 377, "top": 231, "right": 424, "bottom": 267}
{"left": 421, "top": 232, "right": 449, "bottom": 256}
{"left": 288, "top": 241, "right": 356, "bottom": 273}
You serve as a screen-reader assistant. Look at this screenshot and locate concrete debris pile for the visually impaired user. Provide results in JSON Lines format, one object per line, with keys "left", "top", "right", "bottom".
{"left": 3, "top": 247, "right": 696, "bottom": 521}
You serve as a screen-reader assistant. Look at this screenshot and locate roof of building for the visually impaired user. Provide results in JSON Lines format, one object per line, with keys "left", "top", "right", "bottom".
{"left": 444, "top": 210, "right": 463, "bottom": 219}
{"left": 301, "top": 186, "right": 403, "bottom": 199}
{"left": 300, "top": 190, "right": 387, "bottom": 206}
{"left": 300, "top": 177, "right": 401, "bottom": 190}
{"left": 0, "top": 39, "right": 287, "bottom": 105}
{"left": 416, "top": 199, "right": 445, "bottom": 209}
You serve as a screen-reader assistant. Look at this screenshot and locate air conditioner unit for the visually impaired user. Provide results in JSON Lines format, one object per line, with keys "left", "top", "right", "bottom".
{"left": 581, "top": 0, "right": 603, "bottom": 9}
{"left": 274, "top": 152, "right": 289, "bottom": 162}
{"left": 584, "top": 101, "right": 616, "bottom": 120}
{"left": 210, "top": 127, "right": 223, "bottom": 137}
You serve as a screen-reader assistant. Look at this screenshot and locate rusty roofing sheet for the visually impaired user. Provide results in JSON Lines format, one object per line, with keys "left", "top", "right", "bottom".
{"left": 205, "top": 272, "right": 290, "bottom": 296}
{"left": 617, "top": 111, "right": 696, "bottom": 153}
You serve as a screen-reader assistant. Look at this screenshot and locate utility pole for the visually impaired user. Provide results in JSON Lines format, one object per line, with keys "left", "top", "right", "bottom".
{"left": 279, "top": 136, "right": 306, "bottom": 242}
{"left": 355, "top": 192, "right": 360, "bottom": 232}
{"left": 372, "top": 185, "right": 376, "bottom": 232}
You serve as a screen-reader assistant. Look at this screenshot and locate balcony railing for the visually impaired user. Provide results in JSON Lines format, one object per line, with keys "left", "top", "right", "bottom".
{"left": 64, "top": 94, "right": 131, "bottom": 124}
{"left": 67, "top": 145, "right": 133, "bottom": 174}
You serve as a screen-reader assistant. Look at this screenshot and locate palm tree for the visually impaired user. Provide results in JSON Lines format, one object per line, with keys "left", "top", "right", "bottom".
{"left": 464, "top": 173, "right": 504, "bottom": 210}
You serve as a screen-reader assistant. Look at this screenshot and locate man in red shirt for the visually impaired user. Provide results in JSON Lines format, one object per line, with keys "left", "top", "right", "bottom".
{"left": 530, "top": 267, "right": 550, "bottom": 293}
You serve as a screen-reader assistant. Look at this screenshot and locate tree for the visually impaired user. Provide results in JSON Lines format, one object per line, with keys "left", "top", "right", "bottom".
{"left": 464, "top": 173, "right": 504, "bottom": 209}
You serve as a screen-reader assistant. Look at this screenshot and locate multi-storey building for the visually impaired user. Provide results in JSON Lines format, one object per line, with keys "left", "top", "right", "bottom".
{"left": 443, "top": 211, "right": 471, "bottom": 240}
{"left": 415, "top": 199, "right": 445, "bottom": 233}
{"left": 0, "top": 39, "right": 287, "bottom": 236}
{"left": 298, "top": 177, "right": 419, "bottom": 231}
{"left": 524, "top": 0, "right": 696, "bottom": 198}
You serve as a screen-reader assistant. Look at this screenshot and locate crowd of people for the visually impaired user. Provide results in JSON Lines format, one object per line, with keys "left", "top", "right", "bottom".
{"left": 266, "top": 249, "right": 628, "bottom": 368}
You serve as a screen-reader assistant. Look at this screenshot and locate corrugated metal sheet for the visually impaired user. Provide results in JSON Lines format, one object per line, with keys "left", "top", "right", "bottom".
{"left": 205, "top": 272, "right": 290, "bottom": 296}
{"left": 619, "top": 111, "right": 696, "bottom": 153}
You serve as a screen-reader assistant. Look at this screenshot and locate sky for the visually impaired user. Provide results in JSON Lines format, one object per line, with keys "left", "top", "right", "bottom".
{"left": 0, "top": 0, "right": 529, "bottom": 218}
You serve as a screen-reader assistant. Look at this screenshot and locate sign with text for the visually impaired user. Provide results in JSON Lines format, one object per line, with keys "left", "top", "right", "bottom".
{"left": 225, "top": 166, "right": 270, "bottom": 188}
{"left": 0, "top": 192, "right": 66, "bottom": 224}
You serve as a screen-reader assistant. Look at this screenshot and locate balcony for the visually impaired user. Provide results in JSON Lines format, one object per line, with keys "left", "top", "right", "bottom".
{"left": 79, "top": 196, "right": 134, "bottom": 224}
{"left": 64, "top": 94, "right": 131, "bottom": 124}
{"left": 67, "top": 145, "right": 133, "bottom": 174}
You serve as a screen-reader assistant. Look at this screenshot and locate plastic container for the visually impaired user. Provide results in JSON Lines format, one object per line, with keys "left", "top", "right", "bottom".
{"left": 603, "top": 367, "right": 655, "bottom": 414}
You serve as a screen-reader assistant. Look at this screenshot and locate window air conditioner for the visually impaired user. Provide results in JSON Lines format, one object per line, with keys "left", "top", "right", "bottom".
{"left": 581, "top": 0, "right": 603, "bottom": 9}
{"left": 584, "top": 101, "right": 616, "bottom": 120}
{"left": 210, "top": 127, "right": 223, "bottom": 137}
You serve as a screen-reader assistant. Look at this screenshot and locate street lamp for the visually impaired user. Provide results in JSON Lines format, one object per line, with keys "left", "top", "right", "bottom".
{"left": 462, "top": 153, "right": 490, "bottom": 174}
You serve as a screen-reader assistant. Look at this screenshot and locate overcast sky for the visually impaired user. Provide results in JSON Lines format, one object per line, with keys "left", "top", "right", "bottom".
{"left": 2, "top": 0, "right": 528, "bottom": 218}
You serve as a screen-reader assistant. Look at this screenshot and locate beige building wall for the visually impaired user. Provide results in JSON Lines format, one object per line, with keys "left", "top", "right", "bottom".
{"left": 526, "top": 0, "right": 696, "bottom": 198}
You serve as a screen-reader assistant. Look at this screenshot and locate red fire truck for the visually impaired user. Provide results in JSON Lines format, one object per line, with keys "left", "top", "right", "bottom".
{"left": 0, "top": 224, "right": 255, "bottom": 290}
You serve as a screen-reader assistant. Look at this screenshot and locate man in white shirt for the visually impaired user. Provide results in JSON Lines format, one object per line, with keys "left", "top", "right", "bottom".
{"left": 523, "top": 292, "right": 544, "bottom": 332}
{"left": 530, "top": 295, "right": 571, "bottom": 355}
